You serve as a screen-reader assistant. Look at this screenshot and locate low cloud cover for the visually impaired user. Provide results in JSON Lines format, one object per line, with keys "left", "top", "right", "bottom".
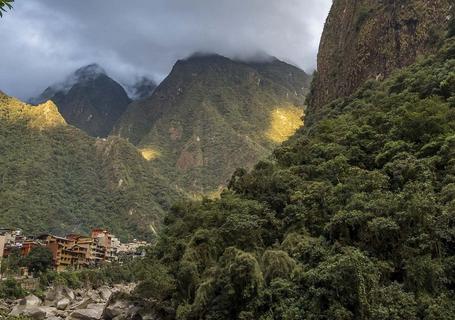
{"left": 0, "top": 0, "right": 331, "bottom": 99}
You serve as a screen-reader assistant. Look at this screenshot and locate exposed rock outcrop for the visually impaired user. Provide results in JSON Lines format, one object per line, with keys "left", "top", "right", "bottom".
{"left": 307, "top": 0, "right": 452, "bottom": 125}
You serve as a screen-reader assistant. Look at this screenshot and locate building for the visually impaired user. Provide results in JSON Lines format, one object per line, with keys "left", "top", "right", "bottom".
{"left": 1, "top": 228, "right": 24, "bottom": 258}
{"left": 67, "top": 234, "right": 105, "bottom": 266}
{"left": 0, "top": 234, "right": 6, "bottom": 278}
{"left": 118, "top": 239, "right": 149, "bottom": 257}
{"left": 36, "top": 234, "right": 76, "bottom": 272}
{"left": 21, "top": 240, "right": 40, "bottom": 256}
{"left": 1, "top": 227, "right": 145, "bottom": 272}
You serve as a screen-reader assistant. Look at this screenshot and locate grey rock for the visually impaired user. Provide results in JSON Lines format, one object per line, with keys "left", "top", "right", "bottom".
{"left": 68, "top": 308, "right": 104, "bottom": 320}
{"left": 10, "top": 306, "right": 46, "bottom": 320}
{"left": 69, "top": 297, "right": 95, "bottom": 311}
{"left": 98, "top": 286, "right": 112, "bottom": 301}
{"left": 56, "top": 297, "right": 70, "bottom": 310}
{"left": 103, "top": 299, "right": 130, "bottom": 319}
{"left": 45, "top": 286, "right": 75, "bottom": 307}
{"left": 86, "top": 290, "right": 102, "bottom": 303}
{"left": 19, "top": 294, "right": 42, "bottom": 307}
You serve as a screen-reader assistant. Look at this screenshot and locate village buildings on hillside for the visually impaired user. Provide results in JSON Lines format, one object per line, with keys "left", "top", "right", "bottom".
{"left": 0, "top": 228, "right": 149, "bottom": 273}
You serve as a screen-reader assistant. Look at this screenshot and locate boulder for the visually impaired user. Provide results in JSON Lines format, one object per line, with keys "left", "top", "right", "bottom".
{"left": 86, "top": 290, "right": 103, "bottom": 303}
{"left": 40, "top": 306, "right": 59, "bottom": 316}
{"left": 68, "top": 308, "right": 104, "bottom": 320}
{"left": 64, "top": 287, "right": 76, "bottom": 301}
{"left": 19, "top": 294, "right": 42, "bottom": 307}
{"left": 10, "top": 306, "right": 47, "bottom": 320}
{"left": 98, "top": 286, "right": 112, "bottom": 301}
{"left": 45, "top": 286, "right": 76, "bottom": 307}
{"left": 103, "top": 299, "right": 130, "bottom": 319}
{"left": 56, "top": 297, "right": 70, "bottom": 310}
{"left": 69, "top": 298, "right": 94, "bottom": 310}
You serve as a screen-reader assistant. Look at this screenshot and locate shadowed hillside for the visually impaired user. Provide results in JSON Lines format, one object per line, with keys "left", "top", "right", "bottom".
{"left": 31, "top": 64, "right": 132, "bottom": 138}
{"left": 0, "top": 92, "right": 180, "bottom": 240}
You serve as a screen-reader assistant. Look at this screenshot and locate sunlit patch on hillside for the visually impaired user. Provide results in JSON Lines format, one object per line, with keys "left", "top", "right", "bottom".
{"left": 266, "top": 107, "right": 304, "bottom": 143}
{"left": 140, "top": 147, "right": 160, "bottom": 161}
{"left": 28, "top": 101, "right": 67, "bottom": 129}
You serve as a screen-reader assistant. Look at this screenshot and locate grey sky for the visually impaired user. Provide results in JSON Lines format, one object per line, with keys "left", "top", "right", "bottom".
{"left": 0, "top": 0, "right": 332, "bottom": 100}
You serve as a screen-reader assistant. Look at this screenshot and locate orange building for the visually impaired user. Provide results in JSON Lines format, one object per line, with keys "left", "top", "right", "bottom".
{"left": 3, "top": 228, "right": 121, "bottom": 272}
{"left": 37, "top": 234, "right": 75, "bottom": 272}
{"left": 21, "top": 240, "right": 40, "bottom": 256}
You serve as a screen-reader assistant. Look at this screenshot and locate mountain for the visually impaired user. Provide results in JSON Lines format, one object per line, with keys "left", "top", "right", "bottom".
{"left": 136, "top": 29, "right": 455, "bottom": 320}
{"left": 0, "top": 92, "right": 180, "bottom": 240}
{"left": 30, "top": 64, "right": 132, "bottom": 137}
{"left": 114, "top": 54, "right": 311, "bottom": 195}
{"left": 306, "top": 0, "right": 452, "bottom": 126}
{"left": 126, "top": 76, "right": 157, "bottom": 100}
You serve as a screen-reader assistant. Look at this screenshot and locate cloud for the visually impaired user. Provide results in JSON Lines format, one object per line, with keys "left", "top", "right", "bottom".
{"left": 0, "top": 0, "right": 331, "bottom": 99}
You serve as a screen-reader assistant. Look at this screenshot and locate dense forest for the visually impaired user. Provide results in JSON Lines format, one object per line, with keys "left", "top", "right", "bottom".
{"left": 0, "top": 95, "right": 180, "bottom": 240}
{"left": 130, "top": 35, "right": 455, "bottom": 319}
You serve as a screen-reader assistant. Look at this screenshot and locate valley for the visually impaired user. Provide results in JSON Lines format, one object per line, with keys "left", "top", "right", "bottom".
{"left": 0, "top": 0, "right": 454, "bottom": 319}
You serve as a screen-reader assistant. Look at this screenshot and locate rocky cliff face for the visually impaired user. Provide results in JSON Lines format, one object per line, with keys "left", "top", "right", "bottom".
{"left": 307, "top": 0, "right": 452, "bottom": 125}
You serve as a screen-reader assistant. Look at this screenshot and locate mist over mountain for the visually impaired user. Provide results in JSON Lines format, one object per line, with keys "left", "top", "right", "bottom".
{"left": 0, "top": 0, "right": 331, "bottom": 99}
{"left": 30, "top": 64, "right": 132, "bottom": 137}
{"left": 125, "top": 77, "right": 158, "bottom": 101}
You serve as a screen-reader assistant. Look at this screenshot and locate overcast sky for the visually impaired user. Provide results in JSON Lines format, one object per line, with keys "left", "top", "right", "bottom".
{"left": 0, "top": 0, "right": 332, "bottom": 100}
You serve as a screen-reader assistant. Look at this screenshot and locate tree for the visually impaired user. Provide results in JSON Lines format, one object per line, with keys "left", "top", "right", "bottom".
{"left": 0, "top": 0, "right": 13, "bottom": 17}
{"left": 449, "top": 8, "right": 455, "bottom": 38}
{"left": 23, "top": 246, "right": 53, "bottom": 275}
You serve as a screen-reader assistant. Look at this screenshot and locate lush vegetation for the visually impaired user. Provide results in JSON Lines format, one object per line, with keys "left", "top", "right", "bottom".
{"left": 114, "top": 55, "right": 310, "bottom": 195}
{"left": 131, "top": 37, "right": 455, "bottom": 319}
{"left": 0, "top": 0, "right": 13, "bottom": 17}
{"left": 22, "top": 247, "right": 53, "bottom": 275}
{"left": 0, "top": 95, "right": 180, "bottom": 240}
{"left": 0, "top": 279, "right": 26, "bottom": 300}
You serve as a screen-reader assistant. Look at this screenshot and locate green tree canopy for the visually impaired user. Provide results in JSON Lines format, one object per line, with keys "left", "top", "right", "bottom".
{"left": 0, "top": 0, "right": 13, "bottom": 17}
{"left": 23, "top": 246, "right": 53, "bottom": 275}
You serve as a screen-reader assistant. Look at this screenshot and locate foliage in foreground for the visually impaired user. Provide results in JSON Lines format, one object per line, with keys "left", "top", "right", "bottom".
{"left": 136, "top": 37, "right": 455, "bottom": 319}
{"left": 0, "top": 0, "right": 13, "bottom": 17}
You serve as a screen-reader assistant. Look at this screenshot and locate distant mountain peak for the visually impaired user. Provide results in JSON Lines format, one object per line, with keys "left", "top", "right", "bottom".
{"left": 184, "top": 52, "right": 280, "bottom": 65}
{"left": 29, "top": 63, "right": 131, "bottom": 137}
{"left": 73, "top": 63, "right": 106, "bottom": 82}
{"left": 114, "top": 53, "right": 311, "bottom": 194}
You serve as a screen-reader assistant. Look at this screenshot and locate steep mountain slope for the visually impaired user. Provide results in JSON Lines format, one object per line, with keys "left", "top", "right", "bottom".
{"left": 138, "top": 36, "right": 455, "bottom": 320}
{"left": 114, "top": 54, "right": 310, "bottom": 194}
{"left": 0, "top": 92, "right": 180, "bottom": 240}
{"left": 31, "top": 64, "right": 132, "bottom": 137}
{"left": 307, "top": 0, "right": 452, "bottom": 125}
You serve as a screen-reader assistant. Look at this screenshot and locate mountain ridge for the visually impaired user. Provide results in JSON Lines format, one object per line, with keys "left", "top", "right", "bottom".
{"left": 113, "top": 53, "right": 311, "bottom": 194}
{"left": 30, "top": 64, "right": 132, "bottom": 138}
{"left": 0, "top": 91, "right": 181, "bottom": 240}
